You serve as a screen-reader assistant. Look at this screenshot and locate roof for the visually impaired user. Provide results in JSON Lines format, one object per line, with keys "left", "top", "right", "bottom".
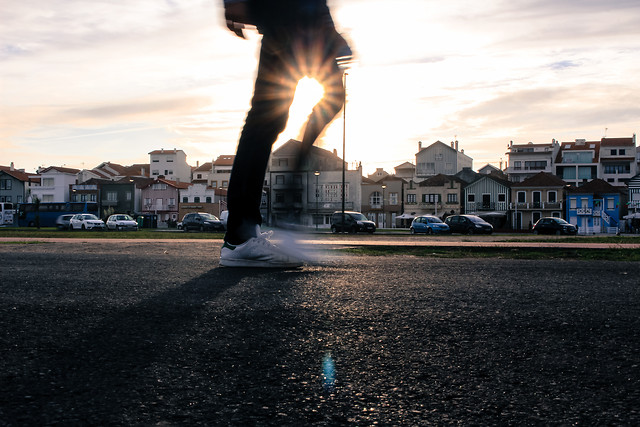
{"left": 511, "top": 172, "right": 567, "bottom": 188}
{"left": 194, "top": 162, "right": 212, "bottom": 172}
{"left": 141, "top": 177, "right": 190, "bottom": 189}
{"left": 555, "top": 140, "right": 601, "bottom": 163}
{"left": 0, "top": 165, "right": 33, "bottom": 182}
{"left": 600, "top": 137, "right": 634, "bottom": 147}
{"left": 418, "top": 174, "right": 464, "bottom": 187}
{"left": 568, "top": 178, "right": 623, "bottom": 195}
{"left": 39, "top": 166, "right": 81, "bottom": 175}
{"left": 213, "top": 155, "right": 235, "bottom": 166}
{"left": 148, "top": 149, "right": 185, "bottom": 155}
{"left": 394, "top": 161, "right": 415, "bottom": 170}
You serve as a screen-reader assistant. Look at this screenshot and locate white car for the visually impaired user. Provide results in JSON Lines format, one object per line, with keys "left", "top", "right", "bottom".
{"left": 69, "top": 213, "right": 106, "bottom": 231}
{"left": 106, "top": 214, "right": 138, "bottom": 231}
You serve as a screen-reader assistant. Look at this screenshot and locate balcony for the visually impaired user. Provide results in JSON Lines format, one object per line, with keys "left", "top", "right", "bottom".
{"left": 576, "top": 208, "right": 592, "bottom": 215}
{"left": 510, "top": 202, "right": 562, "bottom": 210}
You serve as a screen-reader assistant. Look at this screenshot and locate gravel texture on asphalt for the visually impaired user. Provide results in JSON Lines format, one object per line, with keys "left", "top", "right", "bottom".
{"left": 0, "top": 241, "right": 639, "bottom": 425}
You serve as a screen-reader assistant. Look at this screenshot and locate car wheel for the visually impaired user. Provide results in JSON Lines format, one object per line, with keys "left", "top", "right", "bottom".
{"left": 410, "top": 227, "right": 416, "bottom": 235}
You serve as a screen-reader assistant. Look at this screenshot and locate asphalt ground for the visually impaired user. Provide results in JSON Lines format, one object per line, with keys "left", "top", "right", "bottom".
{"left": 1, "top": 240, "right": 639, "bottom": 425}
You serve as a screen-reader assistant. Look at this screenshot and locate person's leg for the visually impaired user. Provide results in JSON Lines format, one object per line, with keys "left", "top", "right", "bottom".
{"left": 225, "top": 39, "right": 297, "bottom": 245}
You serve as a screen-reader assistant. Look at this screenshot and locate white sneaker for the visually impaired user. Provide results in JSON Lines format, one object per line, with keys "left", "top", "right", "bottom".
{"left": 219, "top": 235, "right": 303, "bottom": 268}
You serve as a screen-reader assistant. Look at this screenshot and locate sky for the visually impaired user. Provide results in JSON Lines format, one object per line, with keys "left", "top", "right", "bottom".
{"left": 2, "top": 0, "right": 640, "bottom": 176}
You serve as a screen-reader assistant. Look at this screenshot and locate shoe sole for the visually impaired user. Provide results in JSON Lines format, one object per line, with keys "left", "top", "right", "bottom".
{"left": 219, "top": 258, "right": 303, "bottom": 268}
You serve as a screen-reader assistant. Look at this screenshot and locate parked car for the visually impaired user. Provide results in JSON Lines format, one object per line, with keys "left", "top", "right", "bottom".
{"left": 532, "top": 217, "right": 577, "bottom": 235}
{"left": 55, "top": 214, "right": 74, "bottom": 230}
{"left": 444, "top": 214, "right": 493, "bottom": 235}
{"left": 181, "top": 212, "right": 225, "bottom": 232}
{"left": 330, "top": 211, "right": 376, "bottom": 234}
{"left": 69, "top": 213, "right": 106, "bottom": 231}
{"left": 106, "top": 214, "right": 138, "bottom": 231}
{"left": 410, "top": 215, "right": 450, "bottom": 235}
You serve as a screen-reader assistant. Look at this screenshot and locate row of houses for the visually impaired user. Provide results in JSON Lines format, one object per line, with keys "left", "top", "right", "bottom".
{"left": 1, "top": 135, "right": 639, "bottom": 233}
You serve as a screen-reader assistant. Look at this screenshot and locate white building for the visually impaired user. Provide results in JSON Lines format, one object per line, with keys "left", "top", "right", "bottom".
{"left": 505, "top": 140, "right": 560, "bottom": 183}
{"left": 29, "top": 166, "right": 80, "bottom": 203}
{"left": 149, "top": 149, "right": 191, "bottom": 183}
{"left": 415, "top": 140, "right": 473, "bottom": 178}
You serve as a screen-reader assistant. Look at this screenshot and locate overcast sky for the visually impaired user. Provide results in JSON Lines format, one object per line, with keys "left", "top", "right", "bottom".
{"left": 2, "top": 0, "right": 639, "bottom": 175}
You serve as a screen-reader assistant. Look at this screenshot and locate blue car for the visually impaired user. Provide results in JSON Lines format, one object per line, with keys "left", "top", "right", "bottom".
{"left": 410, "top": 215, "right": 450, "bottom": 235}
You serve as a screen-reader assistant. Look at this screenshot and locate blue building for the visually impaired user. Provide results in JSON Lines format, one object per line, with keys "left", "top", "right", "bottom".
{"left": 566, "top": 179, "right": 623, "bottom": 234}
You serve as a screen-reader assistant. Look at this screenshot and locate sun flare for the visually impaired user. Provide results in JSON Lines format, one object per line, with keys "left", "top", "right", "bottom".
{"left": 277, "top": 77, "right": 325, "bottom": 145}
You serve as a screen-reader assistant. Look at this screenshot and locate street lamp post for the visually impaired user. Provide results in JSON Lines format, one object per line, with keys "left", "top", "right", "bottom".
{"left": 381, "top": 184, "right": 386, "bottom": 229}
{"left": 314, "top": 171, "right": 320, "bottom": 230}
{"left": 341, "top": 72, "right": 347, "bottom": 217}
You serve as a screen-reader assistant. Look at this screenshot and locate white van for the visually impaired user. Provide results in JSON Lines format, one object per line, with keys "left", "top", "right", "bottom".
{"left": 0, "top": 202, "right": 15, "bottom": 225}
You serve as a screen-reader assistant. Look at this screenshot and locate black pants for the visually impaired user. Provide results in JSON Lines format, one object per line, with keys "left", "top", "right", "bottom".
{"left": 225, "top": 31, "right": 345, "bottom": 244}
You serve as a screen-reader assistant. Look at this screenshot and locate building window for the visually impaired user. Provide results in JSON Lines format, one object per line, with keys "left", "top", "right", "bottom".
{"left": 293, "top": 175, "right": 302, "bottom": 185}
{"left": 513, "top": 161, "right": 522, "bottom": 170}
{"left": 275, "top": 192, "right": 285, "bottom": 203}
{"left": 610, "top": 149, "right": 617, "bottom": 155}
{"left": 152, "top": 183, "right": 167, "bottom": 190}
{"left": 194, "top": 197, "right": 200, "bottom": 203}
{"left": 145, "top": 198, "right": 152, "bottom": 206}
{"left": 206, "top": 197, "right": 212, "bottom": 203}
{"left": 422, "top": 194, "right": 440, "bottom": 203}
{"left": 517, "top": 191, "right": 526, "bottom": 203}
{"left": 498, "top": 193, "right": 506, "bottom": 203}
{"left": 525, "top": 160, "right": 546, "bottom": 170}
{"left": 619, "top": 149, "right": 626, "bottom": 155}
{"left": 211, "top": 181, "right": 217, "bottom": 188}
{"left": 0, "top": 179, "right": 11, "bottom": 190}
{"left": 107, "top": 192, "right": 117, "bottom": 202}
{"left": 169, "top": 198, "right": 175, "bottom": 206}
{"left": 42, "top": 195, "right": 54, "bottom": 202}
{"left": 222, "top": 181, "right": 228, "bottom": 188}
{"left": 152, "top": 170, "right": 159, "bottom": 176}
{"left": 548, "top": 191, "right": 557, "bottom": 203}
{"left": 389, "top": 192, "right": 398, "bottom": 205}
{"left": 90, "top": 194, "right": 96, "bottom": 202}
{"left": 182, "top": 197, "right": 188, "bottom": 202}
{"left": 467, "top": 194, "right": 475, "bottom": 203}
{"left": 42, "top": 178, "right": 54, "bottom": 187}
{"left": 278, "top": 158, "right": 288, "bottom": 167}
{"left": 126, "top": 192, "right": 132, "bottom": 201}
{"left": 275, "top": 175, "right": 285, "bottom": 185}
{"left": 370, "top": 192, "right": 381, "bottom": 207}
{"left": 447, "top": 193, "right": 457, "bottom": 203}
{"left": 152, "top": 159, "right": 159, "bottom": 163}
{"left": 197, "top": 174, "right": 202, "bottom": 179}
{"left": 407, "top": 194, "right": 416, "bottom": 204}
{"left": 607, "top": 198, "right": 614, "bottom": 209}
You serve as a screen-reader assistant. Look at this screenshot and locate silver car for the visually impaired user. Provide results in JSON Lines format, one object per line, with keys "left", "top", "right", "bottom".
{"left": 106, "top": 214, "right": 138, "bottom": 231}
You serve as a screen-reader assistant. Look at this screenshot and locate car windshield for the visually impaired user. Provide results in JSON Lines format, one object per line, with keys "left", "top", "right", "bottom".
{"left": 426, "top": 217, "right": 443, "bottom": 223}
{"left": 468, "top": 216, "right": 486, "bottom": 224}
{"left": 117, "top": 215, "right": 132, "bottom": 220}
{"left": 554, "top": 218, "right": 569, "bottom": 225}
{"left": 83, "top": 214, "right": 99, "bottom": 220}
{"left": 201, "top": 213, "right": 218, "bottom": 220}
{"left": 350, "top": 213, "right": 367, "bottom": 221}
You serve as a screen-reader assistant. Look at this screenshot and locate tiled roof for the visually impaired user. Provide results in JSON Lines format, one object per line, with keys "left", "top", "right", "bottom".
{"left": 511, "top": 172, "right": 567, "bottom": 187}
{"left": 418, "top": 174, "right": 464, "bottom": 187}
{"left": 148, "top": 149, "right": 184, "bottom": 155}
{"left": 600, "top": 137, "right": 634, "bottom": 147}
{"left": 213, "top": 155, "right": 235, "bottom": 166}
{"left": 0, "top": 166, "right": 33, "bottom": 182}
{"left": 568, "top": 178, "right": 623, "bottom": 194}
{"left": 194, "top": 162, "right": 213, "bottom": 172}
{"left": 39, "top": 166, "right": 81, "bottom": 174}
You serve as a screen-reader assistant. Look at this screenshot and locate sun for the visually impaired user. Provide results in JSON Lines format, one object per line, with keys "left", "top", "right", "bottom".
{"left": 277, "top": 77, "right": 325, "bottom": 145}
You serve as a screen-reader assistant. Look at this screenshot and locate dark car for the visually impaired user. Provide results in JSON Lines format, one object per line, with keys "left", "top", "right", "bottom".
{"left": 532, "top": 217, "right": 577, "bottom": 235}
{"left": 181, "top": 212, "right": 224, "bottom": 232}
{"left": 444, "top": 214, "right": 493, "bottom": 235}
{"left": 330, "top": 211, "right": 376, "bottom": 234}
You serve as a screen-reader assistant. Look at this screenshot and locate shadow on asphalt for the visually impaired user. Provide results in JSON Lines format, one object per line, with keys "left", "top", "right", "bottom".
{"left": 2, "top": 265, "right": 325, "bottom": 424}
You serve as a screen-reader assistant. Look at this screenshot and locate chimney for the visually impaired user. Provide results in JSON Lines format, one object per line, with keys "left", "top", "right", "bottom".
{"left": 418, "top": 141, "right": 422, "bottom": 150}
{"left": 10, "top": 162, "right": 14, "bottom": 171}
{"left": 450, "top": 141, "right": 454, "bottom": 148}
{"left": 196, "top": 160, "right": 199, "bottom": 168}
{"left": 455, "top": 140, "right": 459, "bottom": 151}
{"left": 333, "top": 148, "right": 338, "bottom": 156}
